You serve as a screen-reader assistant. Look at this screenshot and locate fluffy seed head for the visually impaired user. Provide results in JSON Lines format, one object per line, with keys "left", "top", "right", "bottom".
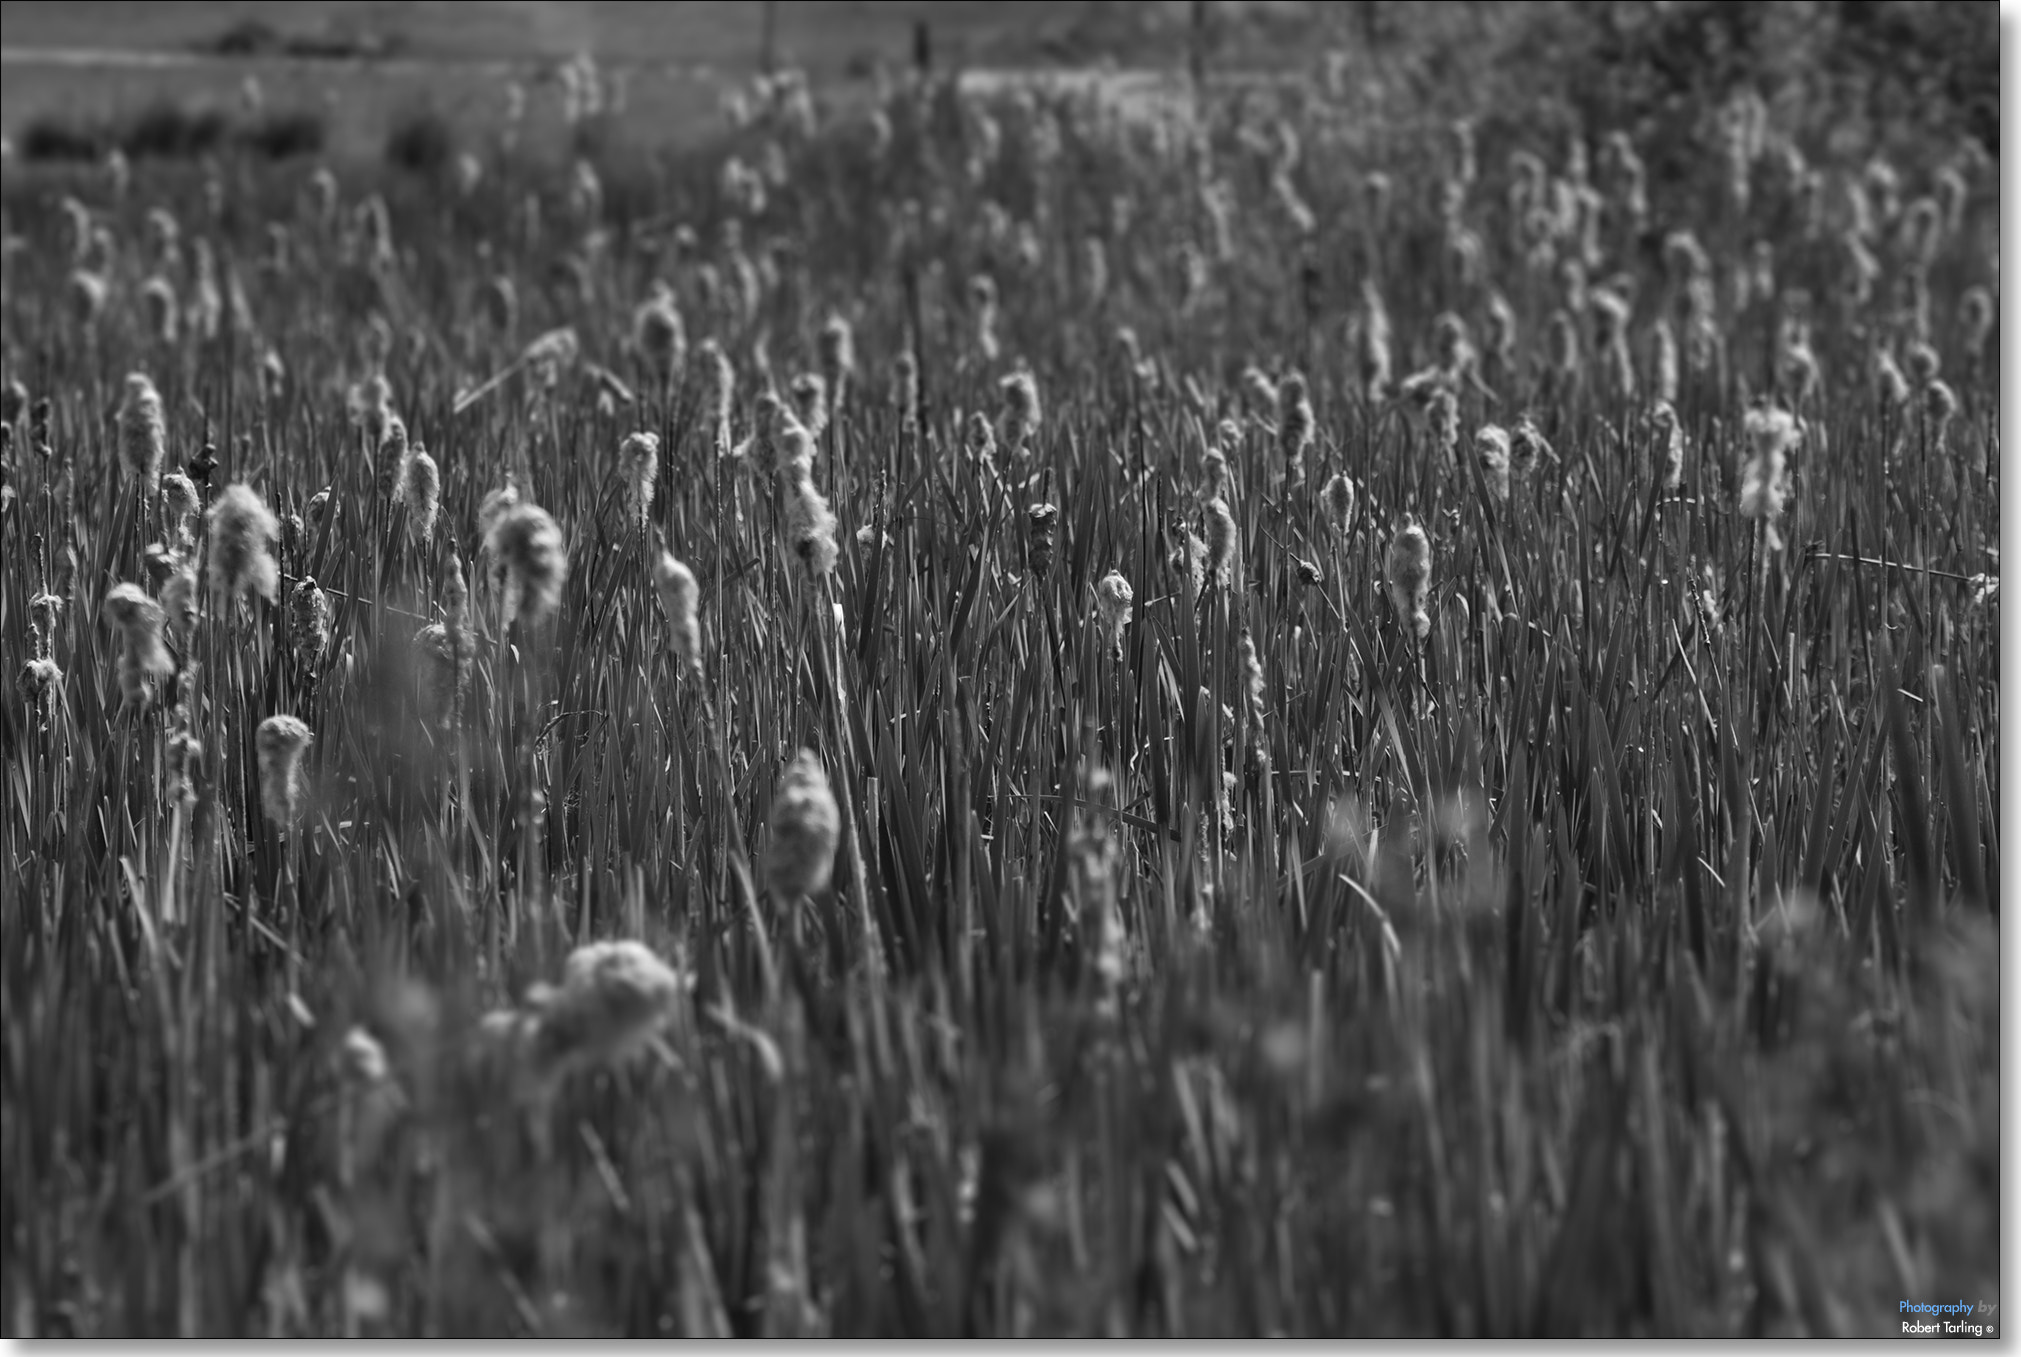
{"left": 522, "top": 940, "right": 688, "bottom": 1089}
{"left": 398, "top": 445, "right": 440, "bottom": 542}
{"left": 620, "top": 432, "right": 660, "bottom": 529}
{"left": 1386, "top": 518, "right": 1432, "bottom": 641}
{"left": 1476, "top": 424, "right": 1511, "bottom": 501}
{"left": 1204, "top": 497, "right": 1238, "bottom": 588}
{"left": 999, "top": 371, "right": 1041, "bottom": 455}
{"left": 485, "top": 503, "right": 568, "bottom": 628}
{"left": 102, "top": 582, "right": 173, "bottom": 711}
{"left": 289, "top": 577, "right": 331, "bottom": 667}
{"left": 255, "top": 714, "right": 313, "bottom": 829}
{"left": 766, "top": 750, "right": 840, "bottom": 901}
{"left": 783, "top": 476, "right": 839, "bottom": 578}
{"left": 790, "top": 372, "right": 828, "bottom": 440}
{"left": 1094, "top": 569, "right": 1133, "bottom": 656}
{"left": 206, "top": 484, "right": 281, "bottom": 603}
{"left": 1650, "top": 400, "right": 1685, "bottom": 492}
{"left": 1322, "top": 472, "right": 1355, "bottom": 535}
{"left": 161, "top": 471, "right": 201, "bottom": 551}
{"left": 634, "top": 284, "right": 686, "bottom": 377}
{"left": 119, "top": 373, "right": 167, "bottom": 495}
{"left": 1739, "top": 406, "right": 1796, "bottom": 545}
{"left": 653, "top": 550, "right": 702, "bottom": 675}
{"left": 160, "top": 561, "right": 198, "bottom": 644}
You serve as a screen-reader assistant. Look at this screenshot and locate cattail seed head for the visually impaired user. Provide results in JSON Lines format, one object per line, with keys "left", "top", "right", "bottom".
{"left": 398, "top": 445, "right": 440, "bottom": 541}
{"left": 653, "top": 549, "right": 702, "bottom": 676}
{"left": 775, "top": 417, "right": 817, "bottom": 482}
{"left": 207, "top": 484, "right": 281, "bottom": 603}
{"left": 766, "top": 749, "right": 840, "bottom": 901}
{"left": 998, "top": 371, "right": 1040, "bottom": 457}
{"left": 374, "top": 415, "right": 409, "bottom": 502}
{"left": 1321, "top": 472, "right": 1355, "bottom": 535}
{"left": 818, "top": 313, "right": 854, "bottom": 412}
{"left": 1904, "top": 340, "right": 1941, "bottom": 386}
{"left": 20, "top": 657, "right": 62, "bottom": 714}
{"left": 1476, "top": 424, "right": 1511, "bottom": 501}
{"left": 290, "top": 577, "right": 331, "bottom": 667}
{"left": 522, "top": 940, "right": 688, "bottom": 1091}
{"left": 1511, "top": 415, "right": 1550, "bottom": 480}
{"left": 119, "top": 373, "right": 167, "bottom": 496}
{"left": 1094, "top": 569, "right": 1133, "bottom": 657}
{"left": 1277, "top": 371, "right": 1313, "bottom": 487}
{"left": 1026, "top": 502, "right": 1059, "bottom": 576}
{"left": 141, "top": 275, "right": 178, "bottom": 344}
{"left": 30, "top": 591, "right": 64, "bottom": 655}
{"left": 783, "top": 475, "right": 839, "bottom": 578}
{"left": 1740, "top": 406, "right": 1796, "bottom": 547}
{"left": 103, "top": 583, "right": 174, "bottom": 709}
{"left": 965, "top": 411, "right": 999, "bottom": 469}
{"left": 1386, "top": 517, "right": 1432, "bottom": 641}
{"left": 1872, "top": 344, "right": 1911, "bottom": 410}
{"left": 789, "top": 371, "right": 828, "bottom": 441}
{"left": 256, "top": 714, "right": 313, "bottom": 829}
{"left": 1204, "top": 497, "right": 1238, "bottom": 588}
{"left": 485, "top": 502, "right": 567, "bottom": 628}
{"left": 634, "top": 283, "right": 686, "bottom": 379}
{"left": 619, "top": 432, "right": 659, "bottom": 529}
{"left": 1650, "top": 400, "right": 1685, "bottom": 492}
{"left": 161, "top": 471, "right": 201, "bottom": 552}
{"left": 160, "top": 560, "right": 198, "bottom": 645}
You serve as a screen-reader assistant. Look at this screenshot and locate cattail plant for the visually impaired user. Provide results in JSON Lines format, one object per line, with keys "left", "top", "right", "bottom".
{"left": 783, "top": 476, "right": 839, "bottom": 579}
{"left": 207, "top": 484, "right": 281, "bottom": 604}
{"left": 1204, "top": 497, "right": 1238, "bottom": 589}
{"left": 256, "top": 714, "right": 313, "bottom": 830}
{"left": 485, "top": 503, "right": 568, "bottom": 629}
{"left": 1649, "top": 318, "right": 1680, "bottom": 406}
{"left": 1386, "top": 517, "right": 1432, "bottom": 641}
{"left": 1321, "top": 472, "right": 1355, "bottom": 537}
{"left": 1476, "top": 425, "right": 1511, "bottom": 501}
{"left": 1650, "top": 401, "right": 1686, "bottom": 492}
{"left": 1511, "top": 416, "right": 1550, "bottom": 483}
{"left": 970, "top": 273, "right": 1001, "bottom": 362}
{"left": 893, "top": 349, "right": 920, "bottom": 437}
{"left": 141, "top": 275, "right": 178, "bottom": 344}
{"left": 398, "top": 444, "right": 440, "bottom": 541}
{"left": 103, "top": 583, "right": 175, "bottom": 709}
{"left": 998, "top": 371, "right": 1040, "bottom": 460}
{"left": 698, "top": 340, "right": 737, "bottom": 455}
{"left": 289, "top": 577, "right": 331, "bottom": 668}
{"left": 653, "top": 549, "right": 702, "bottom": 677}
{"left": 818, "top": 313, "right": 854, "bottom": 422}
{"left": 161, "top": 471, "right": 201, "bottom": 553}
{"left": 518, "top": 940, "right": 688, "bottom": 1096}
{"left": 1094, "top": 570, "right": 1133, "bottom": 658}
{"left": 1739, "top": 406, "right": 1797, "bottom": 550}
{"left": 119, "top": 373, "right": 167, "bottom": 496}
{"left": 767, "top": 749, "right": 840, "bottom": 905}
{"left": 790, "top": 372, "right": 828, "bottom": 441}
{"left": 619, "top": 432, "right": 660, "bottom": 530}
{"left": 1026, "top": 503, "right": 1059, "bottom": 577}
{"left": 1277, "top": 372, "right": 1313, "bottom": 489}
{"left": 1066, "top": 761, "right": 1125, "bottom": 1009}
{"left": 160, "top": 559, "right": 198, "bottom": 645}
{"left": 634, "top": 282, "right": 686, "bottom": 383}
{"left": 374, "top": 415, "right": 410, "bottom": 503}
{"left": 1237, "top": 627, "right": 1268, "bottom": 771}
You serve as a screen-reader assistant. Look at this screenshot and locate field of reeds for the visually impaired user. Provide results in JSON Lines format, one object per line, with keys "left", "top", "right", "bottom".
{"left": 0, "top": 31, "right": 2001, "bottom": 1339}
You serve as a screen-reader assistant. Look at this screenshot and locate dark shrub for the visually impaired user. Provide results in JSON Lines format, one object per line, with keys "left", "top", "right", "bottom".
{"left": 238, "top": 109, "right": 328, "bottom": 161}
{"left": 385, "top": 105, "right": 455, "bottom": 176}
{"left": 19, "top": 115, "right": 105, "bottom": 162}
